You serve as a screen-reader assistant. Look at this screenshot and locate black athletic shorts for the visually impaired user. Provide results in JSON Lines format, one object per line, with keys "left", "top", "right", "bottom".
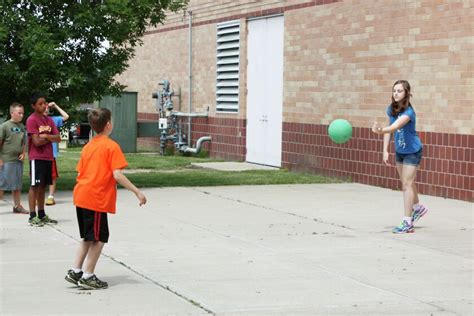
{"left": 76, "top": 207, "right": 109, "bottom": 243}
{"left": 29, "top": 160, "right": 53, "bottom": 187}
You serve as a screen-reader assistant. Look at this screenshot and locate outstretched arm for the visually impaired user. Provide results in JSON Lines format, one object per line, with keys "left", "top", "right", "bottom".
{"left": 113, "top": 169, "right": 147, "bottom": 206}
{"left": 372, "top": 115, "right": 410, "bottom": 135}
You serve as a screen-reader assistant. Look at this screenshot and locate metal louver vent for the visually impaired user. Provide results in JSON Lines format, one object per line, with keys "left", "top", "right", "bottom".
{"left": 216, "top": 20, "right": 240, "bottom": 113}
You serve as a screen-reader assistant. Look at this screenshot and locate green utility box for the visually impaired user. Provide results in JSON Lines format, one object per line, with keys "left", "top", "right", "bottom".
{"left": 99, "top": 92, "right": 138, "bottom": 153}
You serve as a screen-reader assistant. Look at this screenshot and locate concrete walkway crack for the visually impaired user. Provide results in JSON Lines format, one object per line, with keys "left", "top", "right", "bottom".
{"left": 49, "top": 225, "right": 215, "bottom": 315}
{"left": 192, "top": 188, "right": 471, "bottom": 259}
{"left": 192, "top": 188, "right": 357, "bottom": 231}
{"left": 190, "top": 188, "right": 462, "bottom": 315}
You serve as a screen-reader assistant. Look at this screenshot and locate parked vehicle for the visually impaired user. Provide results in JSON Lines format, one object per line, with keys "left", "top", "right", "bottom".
{"left": 68, "top": 109, "right": 91, "bottom": 146}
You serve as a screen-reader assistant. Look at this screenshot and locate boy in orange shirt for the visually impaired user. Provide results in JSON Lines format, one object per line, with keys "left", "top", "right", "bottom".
{"left": 65, "top": 108, "right": 146, "bottom": 290}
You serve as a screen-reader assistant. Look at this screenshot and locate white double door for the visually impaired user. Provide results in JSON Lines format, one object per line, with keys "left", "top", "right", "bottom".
{"left": 246, "top": 15, "right": 284, "bottom": 167}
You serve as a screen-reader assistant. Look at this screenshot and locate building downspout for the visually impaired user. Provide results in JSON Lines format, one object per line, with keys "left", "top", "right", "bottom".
{"left": 188, "top": 10, "right": 193, "bottom": 146}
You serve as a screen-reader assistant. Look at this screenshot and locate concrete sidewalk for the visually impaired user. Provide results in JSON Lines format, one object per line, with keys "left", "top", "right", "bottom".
{"left": 191, "top": 162, "right": 279, "bottom": 171}
{"left": 0, "top": 183, "right": 472, "bottom": 315}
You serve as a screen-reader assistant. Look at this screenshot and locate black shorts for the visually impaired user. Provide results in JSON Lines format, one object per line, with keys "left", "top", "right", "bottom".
{"left": 29, "top": 160, "right": 53, "bottom": 187}
{"left": 76, "top": 207, "right": 109, "bottom": 243}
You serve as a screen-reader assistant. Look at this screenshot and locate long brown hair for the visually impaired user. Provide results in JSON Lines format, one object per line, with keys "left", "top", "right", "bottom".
{"left": 390, "top": 80, "right": 413, "bottom": 116}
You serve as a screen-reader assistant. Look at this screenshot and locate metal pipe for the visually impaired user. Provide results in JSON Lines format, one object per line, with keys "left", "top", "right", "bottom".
{"left": 171, "top": 110, "right": 208, "bottom": 118}
{"left": 188, "top": 10, "right": 193, "bottom": 146}
{"left": 181, "top": 136, "right": 211, "bottom": 154}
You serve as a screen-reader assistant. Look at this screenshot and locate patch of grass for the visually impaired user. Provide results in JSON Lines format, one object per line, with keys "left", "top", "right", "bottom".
{"left": 21, "top": 148, "right": 342, "bottom": 191}
{"left": 124, "top": 152, "right": 220, "bottom": 170}
{"left": 126, "top": 169, "right": 339, "bottom": 188}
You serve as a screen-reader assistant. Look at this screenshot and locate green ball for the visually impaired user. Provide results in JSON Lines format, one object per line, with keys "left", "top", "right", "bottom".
{"left": 328, "top": 119, "right": 352, "bottom": 144}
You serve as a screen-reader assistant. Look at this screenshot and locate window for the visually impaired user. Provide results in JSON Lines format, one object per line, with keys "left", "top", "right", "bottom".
{"left": 216, "top": 20, "right": 240, "bottom": 113}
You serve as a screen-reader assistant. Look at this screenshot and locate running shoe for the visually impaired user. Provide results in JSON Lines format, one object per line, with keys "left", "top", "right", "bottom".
{"left": 412, "top": 204, "right": 428, "bottom": 224}
{"left": 29, "top": 216, "right": 45, "bottom": 227}
{"left": 45, "top": 196, "right": 56, "bottom": 206}
{"left": 65, "top": 270, "right": 83, "bottom": 285}
{"left": 40, "top": 215, "right": 58, "bottom": 224}
{"left": 77, "top": 275, "right": 108, "bottom": 290}
{"left": 392, "top": 220, "right": 414, "bottom": 234}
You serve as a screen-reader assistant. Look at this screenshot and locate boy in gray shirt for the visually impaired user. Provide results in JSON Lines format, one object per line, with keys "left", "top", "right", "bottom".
{"left": 0, "top": 103, "right": 28, "bottom": 213}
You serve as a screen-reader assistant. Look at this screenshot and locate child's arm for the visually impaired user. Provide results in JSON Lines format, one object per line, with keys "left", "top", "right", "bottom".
{"left": 113, "top": 169, "right": 147, "bottom": 206}
{"left": 33, "top": 133, "right": 61, "bottom": 146}
{"left": 0, "top": 126, "right": 4, "bottom": 166}
{"left": 372, "top": 118, "right": 393, "bottom": 166}
{"left": 48, "top": 102, "right": 69, "bottom": 122}
{"left": 372, "top": 115, "right": 410, "bottom": 135}
{"left": 382, "top": 132, "right": 391, "bottom": 166}
{"left": 0, "top": 140, "right": 3, "bottom": 167}
{"left": 19, "top": 143, "right": 26, "bottom": 161}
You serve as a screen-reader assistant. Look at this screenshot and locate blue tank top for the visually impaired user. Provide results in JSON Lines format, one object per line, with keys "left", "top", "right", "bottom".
{"left": 386, "top": 105, "right": 422, "bottom": 154}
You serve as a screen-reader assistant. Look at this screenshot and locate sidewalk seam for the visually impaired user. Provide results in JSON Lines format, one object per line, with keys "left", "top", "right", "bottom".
{"left": 50, "top": 225, "right": 215, "bottom": 315}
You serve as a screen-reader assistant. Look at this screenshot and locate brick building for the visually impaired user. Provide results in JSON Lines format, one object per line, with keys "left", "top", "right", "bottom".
{"left": 116, "top": 0, "right": 473, "bottom": 201}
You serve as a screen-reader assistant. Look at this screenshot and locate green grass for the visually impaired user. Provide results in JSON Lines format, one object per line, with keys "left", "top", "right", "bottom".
{"left": 126, "top": 170, "right": 337, "bottom": 188}
{"left": 52, "top": 150, "right": 219, "bottom": 172}
{"left": 21, "top": 148, "right": 342, "bottom": 191}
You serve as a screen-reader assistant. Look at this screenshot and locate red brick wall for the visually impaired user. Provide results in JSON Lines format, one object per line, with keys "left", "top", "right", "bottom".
{"left": 137, "top": 113, "right": 245, "bottom": 160}
{"left": 138, "top": 113, "right": 473, "bottom": 201}
{"left": 192, "top": 117, "right": 246, "bottom": 161}
{"left": 283, "top": 122, "right": 473, "bottom": 202}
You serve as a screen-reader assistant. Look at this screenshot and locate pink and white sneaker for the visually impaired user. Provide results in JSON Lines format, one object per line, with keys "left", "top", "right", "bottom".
{"left": 412, "top": 204, "right": 428, "bottom": 224}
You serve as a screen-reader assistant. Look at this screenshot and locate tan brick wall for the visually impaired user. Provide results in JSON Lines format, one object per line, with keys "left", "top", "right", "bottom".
{"left": 150, "top": 0, "right": 315, "bottom": 31}
{"left": 284, "top": 0, "right": 473, "bottom": 135}
{"left": 116, "top": 28, "right": 189, "bottom": 115}
{"left": 117, "top": 16, "right": 249, "bottom": 120}
{"left": 119, "top": 0, "right": 473, "bottom": 135}
{"left": 118, "top": 0, "right": 336, "bottom": 121}
{"left": 116, "top": 0, "right": 473, "bottom": 201}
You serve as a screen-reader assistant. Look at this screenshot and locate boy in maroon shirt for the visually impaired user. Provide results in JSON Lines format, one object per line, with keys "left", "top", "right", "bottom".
{"left": 26, "top": 94, "right": 61, "bottom": 226}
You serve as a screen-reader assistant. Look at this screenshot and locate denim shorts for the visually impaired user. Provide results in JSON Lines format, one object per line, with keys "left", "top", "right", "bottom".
{"left": 395, "top": 148, "right": 423, "bottom": 167}
{"left": 0, "top": 161, "right": 24, "bottom": 191}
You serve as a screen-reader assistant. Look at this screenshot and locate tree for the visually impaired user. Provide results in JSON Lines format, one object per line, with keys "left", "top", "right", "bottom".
{"left": 0, "top": 0, "right": 188, "bottom": 115}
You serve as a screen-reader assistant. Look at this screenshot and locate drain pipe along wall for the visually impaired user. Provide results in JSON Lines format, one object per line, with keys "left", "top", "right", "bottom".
{"left": 188, "top": 10, "right": 192, "bottom": 145}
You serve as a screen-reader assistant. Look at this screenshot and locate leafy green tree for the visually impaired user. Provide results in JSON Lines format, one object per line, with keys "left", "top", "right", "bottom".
{"left": 0, "top": 0, "right": 188, "bottom": 115}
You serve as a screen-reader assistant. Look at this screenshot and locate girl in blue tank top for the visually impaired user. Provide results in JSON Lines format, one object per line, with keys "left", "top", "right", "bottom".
{"left": 372, "top": 80, "right": 429, "bottom": 234}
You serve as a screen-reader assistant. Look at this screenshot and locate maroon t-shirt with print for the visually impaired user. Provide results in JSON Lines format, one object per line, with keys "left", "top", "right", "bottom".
{"left": 26, "top": 112, "right": 58, "bottom": 161}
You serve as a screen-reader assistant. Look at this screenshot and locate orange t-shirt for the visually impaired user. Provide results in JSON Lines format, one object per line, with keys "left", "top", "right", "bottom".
{"left": 73, "top": 135, "right": 127, "bottom": 214}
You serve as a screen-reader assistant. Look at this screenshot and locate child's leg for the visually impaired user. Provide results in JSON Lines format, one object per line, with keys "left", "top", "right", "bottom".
{"left": 77, "top": 241, "right": 108, "bottom": 289}
{"left": 401, "top": 164, "right": 418, "bottom": 217}
{"left": 412, "top": 182, "right": 420, "bottom": 205}
{"left": 83, "top": 241, "right": 105, "bottom": 274}
{"left": 36, "top": 185, "right": 46, "bottom": 210}
{"left": 49, "top": 180, "right": 56, "bottom": 197}
{"left": 395, "top": 163, "right": 405, "bottom": 209}
{"left": 29, "top": 185, "right": 47, "bottom": 217}
{"left": 13, "top": 190, "right": 21, "bottom": 207}
{"left": 73, "top": 240, "right": 92, "bottom": 270}
{"left": 47, "top": 160, "right": 58, "bottom": 203}
{"left": 75, "top": 209, "right": 108, "bottom": 278}
{"left": 28, "top": 186, "right": 38, "bottom": 214}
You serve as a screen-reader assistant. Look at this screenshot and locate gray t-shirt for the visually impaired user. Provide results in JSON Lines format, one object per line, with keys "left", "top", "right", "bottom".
{"left": 0, "top": 120, "right": 26, "bottom": 162}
